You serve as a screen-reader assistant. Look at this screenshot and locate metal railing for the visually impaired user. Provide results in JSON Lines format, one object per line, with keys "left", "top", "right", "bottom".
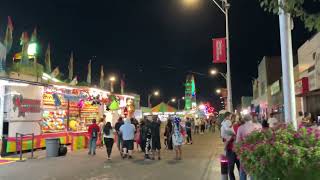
{"left": 15, "top": 133, "right": 35, "bottom": 162}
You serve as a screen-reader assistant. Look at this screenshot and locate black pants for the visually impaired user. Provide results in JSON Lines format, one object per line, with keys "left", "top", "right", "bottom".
{"left": 200, "top": 125, "right": 205, "bottom": 133}
{"left": 140, "top": 139, "right": 146, "bottom": 153}
{"left": 186, "top": 130, "right": 192, "bottom": 143}
{"left": 104, "top": 138, "right": 114, "bottom": 158}
{"left": 226, "top": 149, "right": 240, "bottom": 180}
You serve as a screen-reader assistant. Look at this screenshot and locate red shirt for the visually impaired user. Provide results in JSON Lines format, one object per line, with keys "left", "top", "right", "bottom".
{"left": 226, "top": 124, "right": 240, "bottom": 151}
{"left": 88, "top": 123, "right": 100, "bottom": 138}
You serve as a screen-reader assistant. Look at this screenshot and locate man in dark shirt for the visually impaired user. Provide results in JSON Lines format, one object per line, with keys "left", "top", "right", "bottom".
{"left": 115, "top": 117, "right": 124, "bottom": 155}
{"left": 150, "top": 117, "right": 161, "bottom": 160}
{"left": 185, "top": 118, "right": 193, "bottom": 144}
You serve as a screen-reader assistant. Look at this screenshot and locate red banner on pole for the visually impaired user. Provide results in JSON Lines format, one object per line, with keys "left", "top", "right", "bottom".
{"left": 213, "top": 38, "right": 226, "bottom": 63}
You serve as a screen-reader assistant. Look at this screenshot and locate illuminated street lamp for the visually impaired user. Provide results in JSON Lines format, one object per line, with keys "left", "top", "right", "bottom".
{"left": 210, "top": 69, "right": 226, "bottom": 79}
{"left": 109, "top": 76, "right": 116, "bottom": 93}
{"left": 216, "top": 89, "right": 222, "bottom": 94}
{"left": 148, "top": 90, "right": 160, "bottom": 108}
{"left": 183, "top": 0, "right": 233, "bottom": 112}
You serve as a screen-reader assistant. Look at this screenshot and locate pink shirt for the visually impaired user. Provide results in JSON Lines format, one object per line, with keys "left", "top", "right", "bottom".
{"left": 236, "top": 121, "right": 262, "bottom": 143}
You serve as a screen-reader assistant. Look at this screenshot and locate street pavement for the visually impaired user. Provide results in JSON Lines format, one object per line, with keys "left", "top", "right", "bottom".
{"left": 0, "top": 131, "right": 226, "bottom": 180}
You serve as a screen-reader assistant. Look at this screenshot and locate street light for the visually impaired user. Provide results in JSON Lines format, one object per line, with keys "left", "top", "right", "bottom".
{"left": 109, "top": 76, "right": 116, "bottom": 93}
{"left": 148, "top": 90, "right": 160, "bottom": 108}
{"left": 216, "top": 89, "right": 222, "bottom": 94}
{"left": 210, "top": 69, "right": 227, "bottom": 80}
{"left": 183, "top": 0, "right": 233, "bottom": 112}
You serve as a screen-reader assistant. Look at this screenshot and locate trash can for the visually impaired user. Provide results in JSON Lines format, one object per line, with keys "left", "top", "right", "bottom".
{"left": 45, "top": 138, "right": 60, "bottom": 157}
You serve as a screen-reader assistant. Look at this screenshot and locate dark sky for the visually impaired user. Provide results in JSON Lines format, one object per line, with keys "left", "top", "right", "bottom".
{"left": 0, "top": 0, "right": 314, "bottom": 109}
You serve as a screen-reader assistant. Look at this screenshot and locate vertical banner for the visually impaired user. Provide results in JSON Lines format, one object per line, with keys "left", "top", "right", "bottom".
{"left": 213, "top": 38, "right": 226, "bottom": 63}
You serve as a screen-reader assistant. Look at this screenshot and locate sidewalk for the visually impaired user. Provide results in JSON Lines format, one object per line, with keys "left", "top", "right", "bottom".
{"left": 0, "top": 131, "right": 226, "bottom": 180}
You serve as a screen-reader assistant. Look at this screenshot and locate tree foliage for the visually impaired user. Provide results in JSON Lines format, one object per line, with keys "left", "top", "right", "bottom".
{"left": 259, "top": 0, "right": 320, "bottom": 32}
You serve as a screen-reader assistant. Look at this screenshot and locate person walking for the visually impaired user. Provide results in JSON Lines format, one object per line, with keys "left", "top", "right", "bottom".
{"left": 172, "top": 117, "right": 184, "bottom": 160}
{"left": 185, "top": 118, "right": 193, "bottom": 144}
{"left": 88, "top": 119, "right": 100, "bottom": 155}
{"left": 200, "top": 119, "right": 206, "bottom": 134}
{"left": 236, "top": 114, "right": 262, "bottom": 180}
{"left": 221, "top": 112, "right": 235, "bottom": 153}
{"left": 120, "top": 118, "right": 136, "bottom": 159}
{"left": 150, "top": 117, "right": 161, "bottom": 160}
{"left": 103, "top": 122, "right": 115, "bottom": 160}
{"left": 139, "top": 120, "right": 147, "bottom": 153}
{"left": 164, "top": 119, "right": 173, "bottom": 150}
{"left": 115, "top": 117, "right": 124, "bottom": 156}
{"left": 194, "top": 118, "right": 200, "bottom": 134}
{"left": 225, "top": 114, "right": 241, "bottom": 180}
{"left": 98, "top": 118, "right": 105, "bottom": 148}
{"left": 144, "top": 119, "right": 153, "bottom": 160}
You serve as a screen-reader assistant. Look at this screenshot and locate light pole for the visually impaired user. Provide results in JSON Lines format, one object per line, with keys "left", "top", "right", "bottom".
{"left": 183, "top": 0, "right": 233, "bottom": 112}
{"left": 109, "top": 76, "right": 116, "bottom": 93}
{"left": 148, "top": 90, "right": 159, "bottom": 108}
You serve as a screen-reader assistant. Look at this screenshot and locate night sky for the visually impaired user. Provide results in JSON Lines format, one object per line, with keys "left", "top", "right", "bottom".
{"left": 0, "top": 0, "right": 314, "bottom": 110}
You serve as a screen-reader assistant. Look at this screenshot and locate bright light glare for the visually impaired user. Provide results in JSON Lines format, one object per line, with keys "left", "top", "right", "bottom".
{"left": 182, "top": 0, "right": 199, "bottom": 6}
{"left": 109, "top": 76, "right": 116, "bottom": 82}
{"left": 171, "top": 98, "right": 176, "bottom": 102}
{"left": 154, "top": 91, "right": 159, "bottom": 96}
{"left": 210, "top": 69, "right": 217, "bottom": 75}
{"left": 216, "top": 89, "right": 221, "bottom": 94}
{"left": 182, "top": 96, "right": 185, "bottom": 100}
{"left": 241, "top": 109, "right": 249, "bottom": 115}
{"left": 199, "top": 104, "right": 206, "bottom": 110}
{"left": 28, "top": 43, "right": 37, "bottom": 56}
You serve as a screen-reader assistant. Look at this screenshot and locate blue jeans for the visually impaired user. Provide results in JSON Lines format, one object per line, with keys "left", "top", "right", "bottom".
{"left": 89, "top": 138, "right": 97, "bottom": 154}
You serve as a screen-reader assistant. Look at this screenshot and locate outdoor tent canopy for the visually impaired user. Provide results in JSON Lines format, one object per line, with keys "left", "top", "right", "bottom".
{"left": 151, "top": 102, "right": 177, "bottom": 113}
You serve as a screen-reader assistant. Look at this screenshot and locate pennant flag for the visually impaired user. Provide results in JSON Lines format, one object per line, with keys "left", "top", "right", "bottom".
{"left": 44, "top": 43, "right": 51, "bottom": 73}
{"left": 3, "top": 16, "right": 13, "bottom": 53}
{"left": 68, "top": 52, "right": 74, "bottom": 80}
{"left": 69, "top": 76, "right": 78, "bottom": 86}
{"left": 0, "top": 42, "right": 7, "bottom": 73}
{"left": 51, "top": 67, "right": 60, "bottom": 78}
{"left": 20, "top": 32, "right": 29, "bottom": 64}
{"left": 86, "top": 60, "right": 91, "bottom": 84}
{"left": 212, "top": 38, "right": 227, "bottom": 64}
{"left": 100, "top": 65, "right": 104, "bottom": 88}
{"left": 121, "top": 79, "right": 125, "bottom": 94}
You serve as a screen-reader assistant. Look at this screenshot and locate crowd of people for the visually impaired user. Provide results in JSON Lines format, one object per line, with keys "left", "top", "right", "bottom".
{"left": 86, "top": 115, "right": 212, "bottom": 161}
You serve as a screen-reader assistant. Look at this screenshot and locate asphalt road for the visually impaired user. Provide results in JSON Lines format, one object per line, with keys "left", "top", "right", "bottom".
{"left": 0, "top": 131, "right": 225, "bottom": 180}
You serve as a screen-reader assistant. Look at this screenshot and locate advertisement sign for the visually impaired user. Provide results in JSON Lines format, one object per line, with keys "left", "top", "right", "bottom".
{"left": 213, "top": 38, "right": 226, "bottom": 63}
{"left": 295, "top": 77, "right": 309, "bottom": 95}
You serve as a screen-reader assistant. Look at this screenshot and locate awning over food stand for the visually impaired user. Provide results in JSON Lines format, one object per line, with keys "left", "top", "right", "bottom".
{"left": 151, "top": 102, "right": 177, "bottom": 113}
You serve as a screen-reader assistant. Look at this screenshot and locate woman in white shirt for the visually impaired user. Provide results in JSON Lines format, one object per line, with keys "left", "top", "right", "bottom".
{"left": 103, "top": 122, "right": 115, "bottom": 160}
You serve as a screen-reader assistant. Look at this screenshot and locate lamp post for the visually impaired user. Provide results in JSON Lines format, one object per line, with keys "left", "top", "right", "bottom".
{"left": 183, "top": 0, "right": 233, "bottom": 112}
{"left": 109, "top": 76, "right": 116, "bottom": 93}
{"left": 148, "top": 90, "right": 159, "bottom": 108}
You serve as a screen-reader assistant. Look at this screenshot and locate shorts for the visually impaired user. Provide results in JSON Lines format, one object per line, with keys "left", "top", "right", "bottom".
{"left": 123, "top": 140, "right": 134, "bottom": 150}
{"left": 152, "top": 138, "right": 161, "bottom": 150}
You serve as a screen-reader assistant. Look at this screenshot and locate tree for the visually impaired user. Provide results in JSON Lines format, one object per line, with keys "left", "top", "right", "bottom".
{"left": 259, "top": 0, "right": 320, "bottom": 32}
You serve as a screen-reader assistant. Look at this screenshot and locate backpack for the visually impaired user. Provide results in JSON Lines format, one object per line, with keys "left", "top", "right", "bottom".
{"left": 91, "top": 126, "right": 98, "bottom": 138}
